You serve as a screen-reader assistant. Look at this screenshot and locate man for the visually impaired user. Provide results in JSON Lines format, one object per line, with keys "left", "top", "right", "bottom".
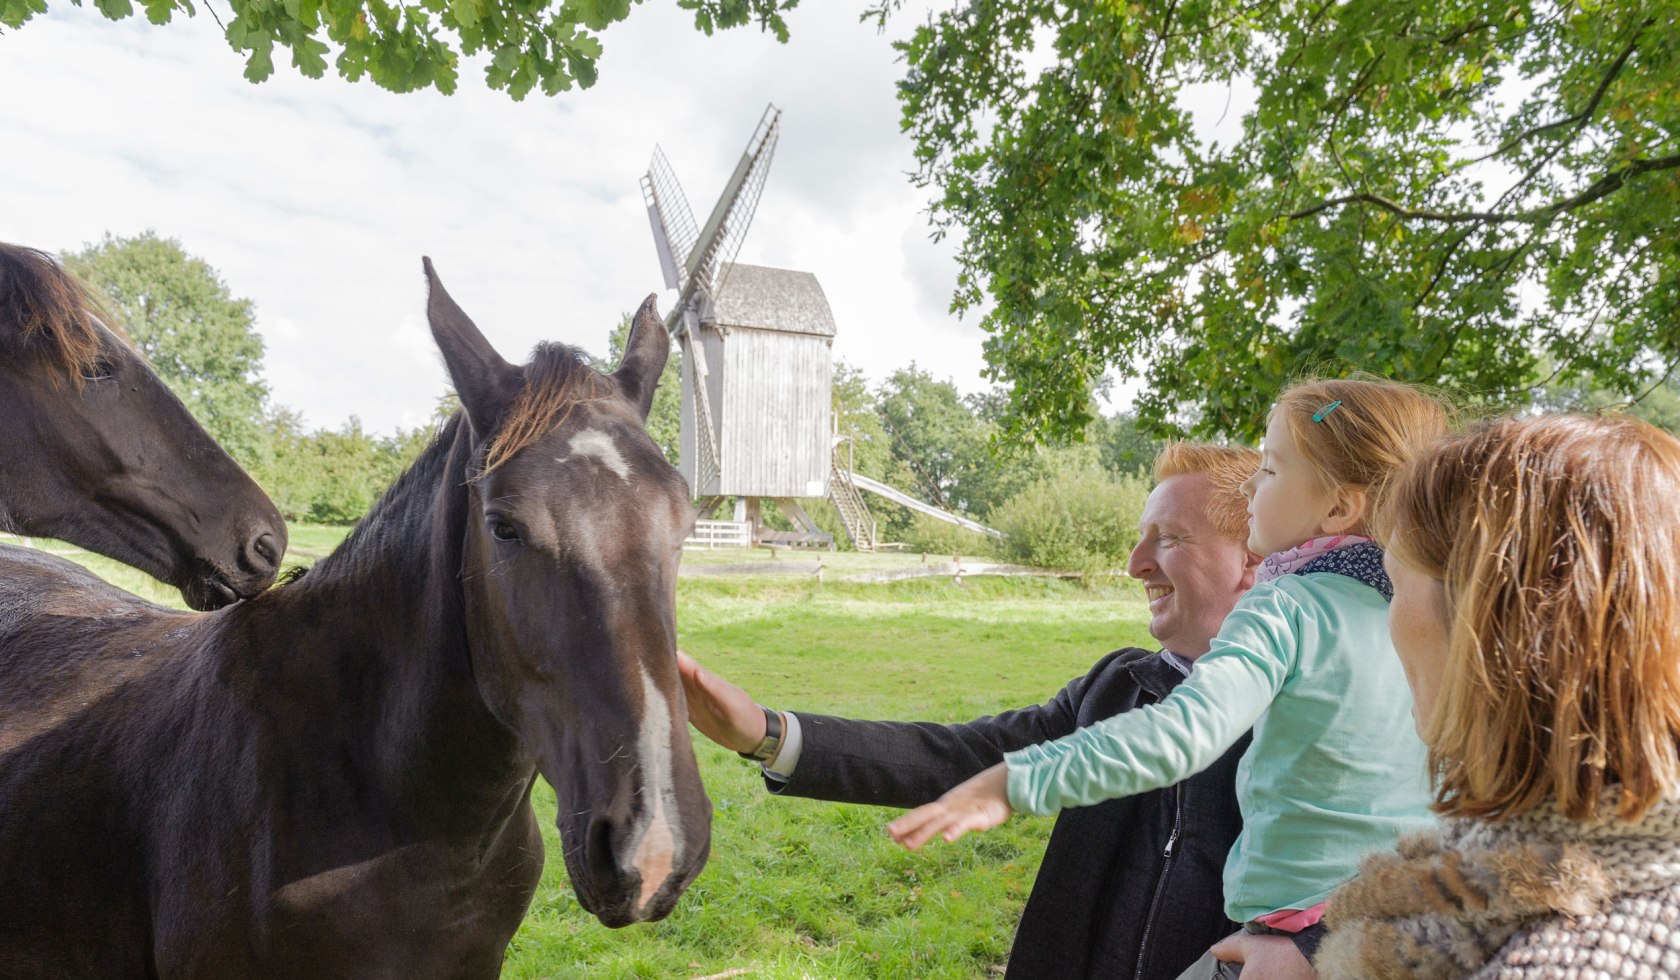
{"left": 681, "top": 444, "right": 1279, "bottom": 979}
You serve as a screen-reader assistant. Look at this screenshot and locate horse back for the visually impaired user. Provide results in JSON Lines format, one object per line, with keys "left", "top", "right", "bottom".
{"left": 0, "top": 545, "right": 205, "bottom": 976}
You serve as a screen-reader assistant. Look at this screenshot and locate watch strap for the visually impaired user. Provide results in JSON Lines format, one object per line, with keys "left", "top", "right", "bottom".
{"left": 738, "top": 705, "right": 783, "bottom": 762}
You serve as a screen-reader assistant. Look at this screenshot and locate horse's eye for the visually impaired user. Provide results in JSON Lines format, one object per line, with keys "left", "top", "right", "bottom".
{"left": 489, "top": 519, "right": 521, "bottom": 543}
{"left": 80, "top": 358, "right": 117, "bottom": 383}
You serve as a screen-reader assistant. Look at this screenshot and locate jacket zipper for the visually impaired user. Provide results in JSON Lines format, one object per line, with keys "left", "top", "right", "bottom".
{"left": 1132, "top": 782, "right": 1185, "bottom": 980}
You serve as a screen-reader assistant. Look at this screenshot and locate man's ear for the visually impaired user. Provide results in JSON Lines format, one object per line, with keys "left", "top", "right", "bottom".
{"left": 1321, "top": 486, "right": 1370, "bottom": 535}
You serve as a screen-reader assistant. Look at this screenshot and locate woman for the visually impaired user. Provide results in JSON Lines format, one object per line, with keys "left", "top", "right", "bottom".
{"left": 1308, "top": 413, "right": 1680, "bottom": 978}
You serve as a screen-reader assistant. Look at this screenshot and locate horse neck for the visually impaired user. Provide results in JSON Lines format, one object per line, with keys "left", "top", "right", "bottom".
{"left": 231, "top": 417, "right": 526, "bottom": 807}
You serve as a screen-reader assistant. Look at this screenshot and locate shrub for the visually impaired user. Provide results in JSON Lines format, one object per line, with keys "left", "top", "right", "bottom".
{"left": 897, "top": 512, "right": 1003, "bottom": 559}
{"left": 990, "top": 467, "right": 1150, "bottom": 577}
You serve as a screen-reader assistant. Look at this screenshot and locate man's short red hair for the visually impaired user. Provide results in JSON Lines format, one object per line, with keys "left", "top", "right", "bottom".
{"left": 1152, "top": 443, "right": 1260, "bottom": 544}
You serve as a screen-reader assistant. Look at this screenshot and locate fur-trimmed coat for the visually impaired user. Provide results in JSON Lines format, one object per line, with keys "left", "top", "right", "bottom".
{"left": 1315, "top": 790, "right": 1680, "bottom": 979}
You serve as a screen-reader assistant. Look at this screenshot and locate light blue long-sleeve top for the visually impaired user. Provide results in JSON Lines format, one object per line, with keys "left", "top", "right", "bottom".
{"left": 1005, "top": 572, "right": 1434, "bottom": 921}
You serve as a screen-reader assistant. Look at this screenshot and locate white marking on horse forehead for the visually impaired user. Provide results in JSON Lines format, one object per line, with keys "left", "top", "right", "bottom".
{"left": 627, "top": 666, "right": 679, "bottom": 914}
{"left": 563, "top": 428, "right": 631, "bottom": 482}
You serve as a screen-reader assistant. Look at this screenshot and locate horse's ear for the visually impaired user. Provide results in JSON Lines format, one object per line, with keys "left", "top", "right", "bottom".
{"left": 613, "top": 295, "right": 669, "bottom": 421}
{"left": 423, "top": 257, "right": 521, "bottom": 433}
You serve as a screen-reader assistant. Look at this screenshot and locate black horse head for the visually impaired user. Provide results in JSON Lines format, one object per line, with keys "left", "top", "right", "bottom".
{"left": 426, "top": 259, "right": 710, "bottom": 925}
{"left": 0, "top": 242, "right": 285, "bottom": 609}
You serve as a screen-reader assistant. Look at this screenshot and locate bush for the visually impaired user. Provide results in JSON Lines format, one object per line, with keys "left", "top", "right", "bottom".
{"left": 990, "top": 467, "right": 1150, "bottom": 577}
{"left": 897, "top": 512, "right": 1003, "bottom": 559}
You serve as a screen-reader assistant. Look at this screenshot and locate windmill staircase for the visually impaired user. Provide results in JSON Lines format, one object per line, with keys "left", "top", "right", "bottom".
{"left": 828, "top": 445, "right": 877, "bottom": 553}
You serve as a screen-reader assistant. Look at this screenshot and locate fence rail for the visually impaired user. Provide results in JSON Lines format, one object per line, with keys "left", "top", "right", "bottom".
{"left": 684, "top": 520, "right": 754, "bottom": 549}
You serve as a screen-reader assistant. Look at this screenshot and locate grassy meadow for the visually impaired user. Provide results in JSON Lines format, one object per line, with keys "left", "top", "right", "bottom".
{"left": 4, "top": 530, "right": 1152, "bottom": 978}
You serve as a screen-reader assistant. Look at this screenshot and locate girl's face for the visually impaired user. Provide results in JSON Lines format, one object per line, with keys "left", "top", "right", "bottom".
{"left": 1384, "top": 550, "right": 1451, "bottom": 734}
{"left": 1240, "top": 412, "right": 1345, "bottom": 556}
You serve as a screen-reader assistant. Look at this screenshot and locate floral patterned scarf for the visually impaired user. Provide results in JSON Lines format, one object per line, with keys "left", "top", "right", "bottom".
{"left": 1257, "top": 535, "right": 1392, "bottom": 601}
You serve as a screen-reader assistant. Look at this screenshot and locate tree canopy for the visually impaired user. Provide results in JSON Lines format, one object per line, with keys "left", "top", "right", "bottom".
{"left": 894, "top": 0, "right": 1680, "bottom": 441}
{"left": 1, "top": 0, "right": 796, "bottom": 98}
{"left": 64, "top": 232, "right": 273, "bottom": 466}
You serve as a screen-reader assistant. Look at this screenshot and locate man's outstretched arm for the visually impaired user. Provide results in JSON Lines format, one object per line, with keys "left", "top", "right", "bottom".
{"left": 678, "top": 649, "right": 1144, "bottom": 809}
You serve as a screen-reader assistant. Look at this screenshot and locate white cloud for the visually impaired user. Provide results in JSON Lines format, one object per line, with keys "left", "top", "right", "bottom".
{"left": 0, "top": 0, "right": 986, "bottom": 435}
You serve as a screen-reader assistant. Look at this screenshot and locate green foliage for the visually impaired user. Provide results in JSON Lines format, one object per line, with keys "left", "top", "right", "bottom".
{"left": 990, "top": 467, "right": 1152, "bottom": 578}
{"left": 257, "top": 410, "right": 435, "bottom": 523}
{"left": 63, "top": 232, "right": 272, "bottom": 468}
{"left": 895, "top": 0, "right": 1680, "bottom": 443}
{"left": 0, "top": 0, "right": 799, "bottom": 98}
{"left": 896, "top": 512, "right": 1002, "bottom": 560}
{"left": 1091, "top": 411, "right": 1162, "bottom": 478}
{"left": 875, "top": 366, "right": 992, "bottom": 514}
{"left": 832, "top": 360, "right": 895, "bottom": 480}
{"left": 1536, "top": 364, "right": 1680, "bottom": 432}
{"left": 604, "top": 312, "right": 680, "bottom": 463}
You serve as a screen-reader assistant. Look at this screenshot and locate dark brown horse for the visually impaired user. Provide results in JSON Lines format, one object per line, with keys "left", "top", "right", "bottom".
{"left": 0, "top": 241, "right": 284, "bottom": 609}
{"left": 0, "top": 259, "right": 711, "bottom": 979}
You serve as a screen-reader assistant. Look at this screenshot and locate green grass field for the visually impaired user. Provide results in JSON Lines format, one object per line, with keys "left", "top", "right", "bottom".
{"left": 4, "top": 530, "right": 1152, "bottom": 978}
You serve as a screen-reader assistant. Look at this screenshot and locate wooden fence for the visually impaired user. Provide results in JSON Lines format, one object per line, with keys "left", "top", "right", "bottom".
{"left": 684, "top": 520, "right": 754, "bottom": 549}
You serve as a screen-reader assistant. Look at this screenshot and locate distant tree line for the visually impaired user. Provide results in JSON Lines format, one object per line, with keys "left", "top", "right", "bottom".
{"left": 62, "top": 233, "right": 1679, "bottom": 573}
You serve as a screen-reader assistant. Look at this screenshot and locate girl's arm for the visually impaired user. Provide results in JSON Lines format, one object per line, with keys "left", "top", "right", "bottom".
{"left": 892, "top": 584, "right": 1303, "bottom": 848}
{"left": 1005, "top": 620, "right": 1287, "bottom": 814}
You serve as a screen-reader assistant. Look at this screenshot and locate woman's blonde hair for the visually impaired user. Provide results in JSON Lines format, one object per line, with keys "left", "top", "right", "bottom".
{"left": 1272, "top": 379, "right": 1451, "bottom": 531}
{"left": 1378, "top": 413, "right": 1680, "bottom": 822}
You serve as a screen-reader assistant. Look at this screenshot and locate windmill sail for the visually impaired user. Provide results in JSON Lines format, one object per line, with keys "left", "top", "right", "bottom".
{"left": 686, "top": 105, "right": 780, "bottom": 315}
{"left": 641, "top": 147, "right": 698, "bottom": 292}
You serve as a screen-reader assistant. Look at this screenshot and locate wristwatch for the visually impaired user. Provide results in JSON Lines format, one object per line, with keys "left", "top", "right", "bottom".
{"left": 738, "top": 705, "right": 783, "bottom": 762}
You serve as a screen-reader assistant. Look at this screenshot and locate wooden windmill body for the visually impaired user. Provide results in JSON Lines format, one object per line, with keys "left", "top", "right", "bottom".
{"left": 679, "top": 262, "right": 835, "bottom": 501}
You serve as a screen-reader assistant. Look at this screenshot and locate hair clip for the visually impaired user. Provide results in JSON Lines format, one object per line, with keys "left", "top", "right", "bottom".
{"left": 1312, "top": 400, "right": 1342, "bottom": 422}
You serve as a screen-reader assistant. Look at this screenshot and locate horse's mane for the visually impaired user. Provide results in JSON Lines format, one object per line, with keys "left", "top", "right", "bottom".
{"left": 0, "top": 243, "right": 106, "bottom": 383}
{"left": 298, "top": 344, "right": 609, "bottom": 587}
{"left": 480, "top": 342, "right": 610, "bottom": 477}
{"left": 299, "top": 415, "right": 465, "bottom": 587}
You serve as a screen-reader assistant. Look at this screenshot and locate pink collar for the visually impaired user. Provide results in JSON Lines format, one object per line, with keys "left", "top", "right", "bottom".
{"left": 1256, "top": 534, "right": 1372, "bottom": 584}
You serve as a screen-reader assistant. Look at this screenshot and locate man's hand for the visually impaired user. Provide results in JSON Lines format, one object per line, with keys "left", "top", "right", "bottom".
{"left": 886, "top": 763, "right": 1013, "bottom": 849}
{"left": 676, "top": 650, "right": 766, "bottom": 755}
{"left": 1206, "top": 932, "right": 1317, "bottom": 980}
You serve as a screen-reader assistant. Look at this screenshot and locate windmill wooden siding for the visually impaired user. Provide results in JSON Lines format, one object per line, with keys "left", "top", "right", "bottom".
{"left": 678, "top": 263, "right": 835, "bottom": 499}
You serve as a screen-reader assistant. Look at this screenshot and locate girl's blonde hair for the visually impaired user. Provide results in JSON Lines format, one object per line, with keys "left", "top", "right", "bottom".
{"left": 1272, "top": 378, "right": 1451, "bottom": 531}
{"left": 1378, "top": 413, "right": 1680, "bottom": 822}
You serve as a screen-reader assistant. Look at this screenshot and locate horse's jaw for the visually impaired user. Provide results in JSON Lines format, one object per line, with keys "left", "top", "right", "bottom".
{"left": 525, "top": 680, "right": 712, "bottom": 928}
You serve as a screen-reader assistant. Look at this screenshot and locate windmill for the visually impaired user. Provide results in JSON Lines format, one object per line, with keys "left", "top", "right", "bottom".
{"left": 640, "top": 104, "right": 858, "bottom": 549}
{"left": 639, "top": 106, "right": 1000, "bottom": 552}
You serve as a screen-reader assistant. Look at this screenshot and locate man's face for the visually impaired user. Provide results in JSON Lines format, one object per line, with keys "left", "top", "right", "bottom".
{"left": 1127, "top": 473, "right": 1257, "bottom": 658}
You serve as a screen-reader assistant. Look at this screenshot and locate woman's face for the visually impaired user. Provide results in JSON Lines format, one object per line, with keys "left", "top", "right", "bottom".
{"left": 1385, "top": 550, "right": 1451, "bottom": 734}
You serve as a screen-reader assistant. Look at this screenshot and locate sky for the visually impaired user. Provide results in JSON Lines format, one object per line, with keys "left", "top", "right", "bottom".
{"left": 0, "top": 1, "right": 990, "bottom": 436}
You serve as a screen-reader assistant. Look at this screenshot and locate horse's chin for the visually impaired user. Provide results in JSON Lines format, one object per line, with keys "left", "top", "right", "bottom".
{"left": 180, "top": 572, "right": 241, "bottom": 611}
{"left": 555, "top": 816, "right": 707, "bottom": 929}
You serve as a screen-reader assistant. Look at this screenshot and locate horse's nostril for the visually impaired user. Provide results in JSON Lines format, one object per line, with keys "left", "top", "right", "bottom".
{"left": 252, "top": 532, "right": 279, "bottom": 568}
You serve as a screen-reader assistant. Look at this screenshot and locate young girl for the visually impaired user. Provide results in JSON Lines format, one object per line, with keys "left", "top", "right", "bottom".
{"left": 887, "top": 378, "right": 1449, "bottom": 976}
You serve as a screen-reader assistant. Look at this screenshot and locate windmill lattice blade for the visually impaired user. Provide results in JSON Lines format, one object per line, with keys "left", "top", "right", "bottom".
{"left": 682, "top": 104, "right": 781, "bottom": 315}
{"left": 709, "top": 105, "right": 780, "bottom": 306}
{"left": 641, "top": 146, "right": 701, "bottom": 287}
